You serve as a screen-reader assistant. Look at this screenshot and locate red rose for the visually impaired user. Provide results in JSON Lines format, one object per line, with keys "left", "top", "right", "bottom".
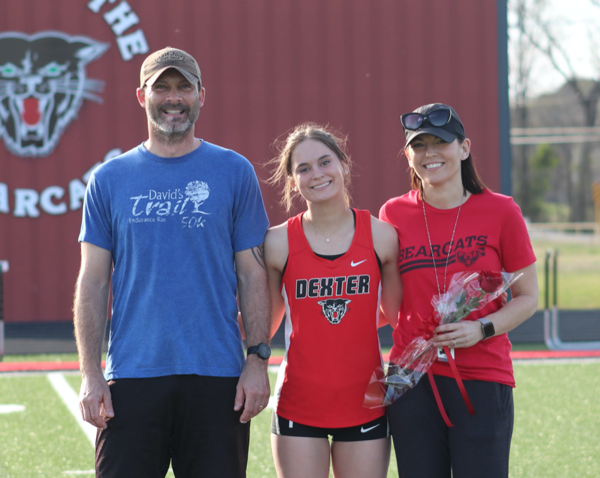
{"left": 415, "top": 314, "right": 437, "bottom": 340}
{"left": 479, "top": 270, "right": 504, "bottom": 294}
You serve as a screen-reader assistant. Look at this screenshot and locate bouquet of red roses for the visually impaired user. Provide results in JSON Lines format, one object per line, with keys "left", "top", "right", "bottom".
{"left": 364, "top": 270, "right": 523, "bottom": 408}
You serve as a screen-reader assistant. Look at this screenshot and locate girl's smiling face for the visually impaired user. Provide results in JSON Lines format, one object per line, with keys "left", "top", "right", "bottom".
{"left": 290, "top": 139, "right": 348, "bottom": 205}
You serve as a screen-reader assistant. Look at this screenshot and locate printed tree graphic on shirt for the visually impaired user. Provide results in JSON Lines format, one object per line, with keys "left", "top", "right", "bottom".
{"left": 185, "top": 181, "right": 210, "bottom": 213}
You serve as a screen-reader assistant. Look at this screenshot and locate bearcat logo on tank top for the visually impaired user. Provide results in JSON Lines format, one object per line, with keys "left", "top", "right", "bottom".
{"left": 295, "top": 274, "right": 371, "bottom": 325}
{"left": 0, "top": 31, "right": 109, "bottom": 157}
{"left": 317, "top": 298, "right": 351, "bottom": 325}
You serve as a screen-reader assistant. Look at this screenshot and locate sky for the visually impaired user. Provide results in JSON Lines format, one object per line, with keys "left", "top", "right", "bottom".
{"left": 510, "top": 0, "right": 600, "bottom": 98}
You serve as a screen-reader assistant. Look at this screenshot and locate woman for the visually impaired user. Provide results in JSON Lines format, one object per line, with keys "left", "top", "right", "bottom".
{"left": 265, "top": 123, "right": 402, "bottom": 478}
{"left": 380, "top": 103, "right": 538, "bottom": 478}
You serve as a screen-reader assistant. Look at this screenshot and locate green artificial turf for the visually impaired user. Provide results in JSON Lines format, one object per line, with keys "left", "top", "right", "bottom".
{"left": 0, "top": 375, "right": 94, "bottom": 476}
{"left": 511, "top": 362, "right": 600, "bottom": 477}
{"left": 2, "top": 362, "right": 598, "bottom": 477}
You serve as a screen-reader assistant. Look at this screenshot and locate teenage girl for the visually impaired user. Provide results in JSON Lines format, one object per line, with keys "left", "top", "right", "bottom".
{"left": 265, "top": 124, "right": 402, "bottom": 478}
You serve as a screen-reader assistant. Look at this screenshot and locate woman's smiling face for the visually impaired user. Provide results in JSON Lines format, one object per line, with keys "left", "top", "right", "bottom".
{"left": 405, "top": 134, "right": 470, "bottom": 189}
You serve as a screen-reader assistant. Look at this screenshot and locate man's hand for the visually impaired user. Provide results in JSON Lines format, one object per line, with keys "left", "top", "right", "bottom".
{"left": 79, "top": 373, "right": 114, "bottom": 429}
{"left": 234, "top": 355, "right": 270, "bottom": 423}
{"left": 74, "top": 242, "right": 114, "bottom": 429}
{"left": 234, "top": 245, "right": 271, "bottom": 423}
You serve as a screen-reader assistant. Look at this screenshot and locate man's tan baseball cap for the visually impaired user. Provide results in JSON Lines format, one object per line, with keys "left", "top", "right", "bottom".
{"left": 140, "top": 47, "right": 202, "bottom": 89}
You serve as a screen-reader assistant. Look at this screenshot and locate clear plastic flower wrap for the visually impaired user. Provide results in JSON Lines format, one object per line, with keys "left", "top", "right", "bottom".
{"left": 364, "top": 270, "right": 523, "bottom": 408}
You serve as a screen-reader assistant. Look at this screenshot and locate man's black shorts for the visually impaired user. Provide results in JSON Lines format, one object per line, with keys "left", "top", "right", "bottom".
{"left": 96, "top": 374, "right": 250, "bottom": 478}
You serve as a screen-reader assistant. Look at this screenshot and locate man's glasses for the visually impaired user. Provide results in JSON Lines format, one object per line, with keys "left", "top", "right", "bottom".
{"left": 401, "top": 109, "right": 452, "bottom": 130}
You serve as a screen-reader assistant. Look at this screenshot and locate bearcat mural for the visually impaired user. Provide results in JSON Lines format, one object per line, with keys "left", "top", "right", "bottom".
{"left": 0, "top": 31, "right": 109, "bottom": 157}
{"left": 0, "top": 0, "right": 505, "bottom": 330}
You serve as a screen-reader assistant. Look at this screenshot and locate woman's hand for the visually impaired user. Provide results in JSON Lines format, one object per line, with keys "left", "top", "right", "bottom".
{"left": 431, "top": 263, "right": 538, "bottom": 349}
{"left": 431, "top": 320, "right": 484, "bottom": 349}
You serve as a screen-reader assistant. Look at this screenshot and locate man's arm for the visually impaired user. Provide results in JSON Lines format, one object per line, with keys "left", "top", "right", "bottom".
{"left": 234, "top": 244, "right": 271, "bottom": 423}
{"left": 73, "top": 242, "right": 114, "bottom": 429}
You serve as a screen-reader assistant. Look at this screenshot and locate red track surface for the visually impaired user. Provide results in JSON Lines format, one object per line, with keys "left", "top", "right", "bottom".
{"left": 0, "top": 361, "right": 104, "bottom": 372}
{"left": 509, "top": 350, "right": 600, "bottom": 359}
{"left": 1, "top": 350, "right": 600, "bottom": 373}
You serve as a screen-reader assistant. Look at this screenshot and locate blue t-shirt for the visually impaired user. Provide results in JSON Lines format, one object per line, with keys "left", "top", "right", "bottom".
{"left": 79, "top": 141, "right": 269, "bottom": 380}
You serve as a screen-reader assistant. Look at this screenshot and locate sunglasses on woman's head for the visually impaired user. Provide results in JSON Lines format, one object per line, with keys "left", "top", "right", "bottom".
{"left": 401, "top": 108, "right": 452, "bottom": 131}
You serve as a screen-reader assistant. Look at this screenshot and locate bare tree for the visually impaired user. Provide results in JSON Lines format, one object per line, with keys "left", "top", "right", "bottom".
{"left": 519, "top": 0, "right": 600, "bottom": 221}
{"left": 508, "top": 0, "right": 547, "bottom": 217}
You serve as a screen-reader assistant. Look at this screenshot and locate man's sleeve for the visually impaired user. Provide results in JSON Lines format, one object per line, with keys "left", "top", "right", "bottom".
{"left": 78, "top": 171, "right": 113, "bottom": 251}
{"left": 231, "top": 163, "right": 269, "bottom": 252}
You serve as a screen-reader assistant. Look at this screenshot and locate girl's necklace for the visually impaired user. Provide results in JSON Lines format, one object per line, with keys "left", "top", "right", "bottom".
{"left": 422, "top": 192, "right": 464, "bottom": 295}
{"left": 308, "top": 210, "right": 350, "bottom": 243}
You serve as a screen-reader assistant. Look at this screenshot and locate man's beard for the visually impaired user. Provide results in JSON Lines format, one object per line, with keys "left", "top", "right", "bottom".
{"left": 147, "top": 101, "right": 200, "bottom": 144}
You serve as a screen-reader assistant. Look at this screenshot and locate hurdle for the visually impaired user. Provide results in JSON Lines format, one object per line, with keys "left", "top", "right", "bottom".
{"left": 543, "top": 249, "right": 600, "bottom": 350}
{"left": 0, "top": 261, "right": 7, "bottom": 360}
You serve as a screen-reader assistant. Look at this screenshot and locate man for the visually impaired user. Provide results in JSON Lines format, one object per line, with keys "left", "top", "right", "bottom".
{"left": 74, "top": 46, "right": 271, "bottom": 477}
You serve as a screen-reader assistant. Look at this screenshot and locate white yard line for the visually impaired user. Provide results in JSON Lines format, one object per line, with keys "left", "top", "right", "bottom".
{"left": 47, "top": 373, "right": 97, "bottom": 447}
{"left": 0, "top": 404, "right": 25, "bottom": 414}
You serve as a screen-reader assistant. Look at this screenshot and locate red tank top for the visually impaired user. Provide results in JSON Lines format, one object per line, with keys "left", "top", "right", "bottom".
{"left": 274, "top": 209, "right": 384, "bottom": 428}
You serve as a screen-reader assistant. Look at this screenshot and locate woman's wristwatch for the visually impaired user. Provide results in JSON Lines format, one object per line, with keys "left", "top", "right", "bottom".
{"left": 477, "top": 318, "right": 495, "bottom": 340}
